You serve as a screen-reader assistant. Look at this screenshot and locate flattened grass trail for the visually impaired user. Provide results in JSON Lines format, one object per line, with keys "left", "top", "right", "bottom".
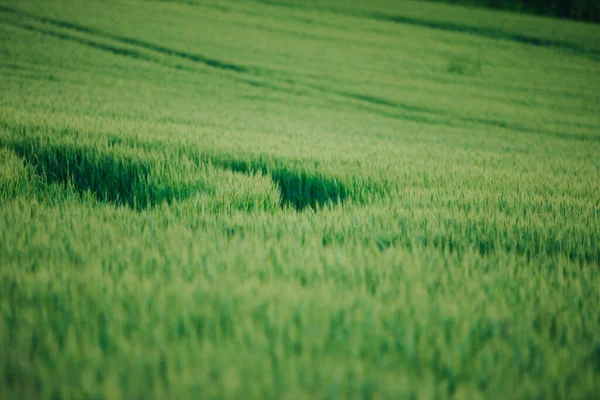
{"left": 1, "top": 0, "right": 599, "bottom": 398}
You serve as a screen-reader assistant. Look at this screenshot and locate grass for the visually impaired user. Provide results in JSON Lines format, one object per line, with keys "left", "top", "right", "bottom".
{"left": 0, "top": 0, "right": 599, "bottom": 398}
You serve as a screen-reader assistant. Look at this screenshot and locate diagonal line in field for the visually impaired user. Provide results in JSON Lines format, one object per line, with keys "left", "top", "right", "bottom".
{"left": 0, "top": 5, "right": 448, "bottom": 119}
{"left": 252, "top": 0, "right": 600, "bottom": 59}
{"left": 0, "top": 5, "right": 250, "bottom": 74}
{"left": 1, "top": 19, "right": 200, "bottom": 75}
{"left": 375, "top": 13, "right": 600, "bottom": 58}
{"left": 1, "top": 5, "right": 596, "bottom": 143}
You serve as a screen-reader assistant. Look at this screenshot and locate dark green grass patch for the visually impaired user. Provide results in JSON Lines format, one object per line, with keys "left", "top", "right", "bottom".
{"left": 3, "top": 138, "right": 205, "bottom": 210}
{"left": 204, "top": 154, "right": 349, "bottom": 211}
{"left": 428, "top": 0, "right": 600, "bottom": 23}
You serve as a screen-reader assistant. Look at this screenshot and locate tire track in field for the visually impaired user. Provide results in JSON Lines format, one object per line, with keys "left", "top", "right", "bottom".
{"left": 0, "top": 5, "right": 249, "bottom": 73}
{"left": 0, "top": 4, "right": 442, "bottom": 120}
{"left": 2, "top": 19, "right": 178, "bottom": 69}
{"left": 0, "top": 61, "right": 61, "bottom": 82}
{"left": 374, "top": 14, "right": 600, "bottom": 59}
{"left": 252, "top": 0, "right": 600, "bottom": 59}
{"left": 369, "top": 12, "right": 599, "bottom": 59}
{"left": 1, "top": 5, "right": 597, "bottom": 143}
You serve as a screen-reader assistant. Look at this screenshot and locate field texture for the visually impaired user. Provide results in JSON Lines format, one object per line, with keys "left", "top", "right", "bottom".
{"left": 430, "top": 0, "right": 600, "bottom": 23}
{"left": 1, "top": 0, "right": 599, "bottom": 398}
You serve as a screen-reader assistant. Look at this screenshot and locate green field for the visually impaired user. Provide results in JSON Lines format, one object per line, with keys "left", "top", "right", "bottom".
{"left": 1, "top": 0, "right": 599, "bottom": 398}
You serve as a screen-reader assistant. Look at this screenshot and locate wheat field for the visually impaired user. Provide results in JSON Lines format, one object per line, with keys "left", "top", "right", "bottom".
{"left": 1, "top": 0, "right": 599, "bottom": 398}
